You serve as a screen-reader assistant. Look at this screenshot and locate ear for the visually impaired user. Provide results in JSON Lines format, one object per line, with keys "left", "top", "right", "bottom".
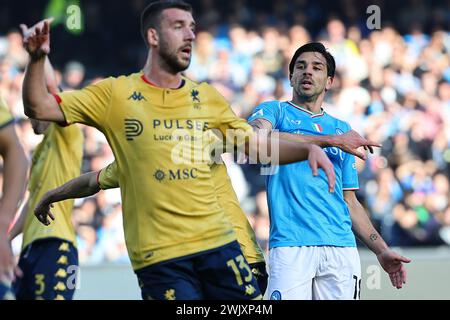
{"left": 289, "top": 74, "right": 294, "bottom": 88}
{"left": 325, "top": 76, "right": 333, "bottom": 91}
{"left": 147, "top": 28, "right": 159, "bottom": 47}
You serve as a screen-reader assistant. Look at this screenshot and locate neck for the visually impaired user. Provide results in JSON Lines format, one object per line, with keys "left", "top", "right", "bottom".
{"left": 291, "top": 92, "right": 325, "bottom": 114}
{"left": 143, "top": 53, "right": 183, "bottom": 89}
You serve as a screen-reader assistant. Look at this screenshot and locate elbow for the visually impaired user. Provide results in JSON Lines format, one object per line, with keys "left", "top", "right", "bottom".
{"left": 22, "top": 97, "right": 38, "bottom": 119}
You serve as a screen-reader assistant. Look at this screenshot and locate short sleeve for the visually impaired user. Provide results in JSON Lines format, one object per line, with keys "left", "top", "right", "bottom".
{"left": 247, "top": 101, "right": 280, "bottom": 129}
{"left": 98, "top": 161, "right": 119, "bottom": 190}
{"left": 55, "top": 77, "right": 114, "bottom": 128}
{"left": 209, "top": 86, "right": 254, "bottom": 147}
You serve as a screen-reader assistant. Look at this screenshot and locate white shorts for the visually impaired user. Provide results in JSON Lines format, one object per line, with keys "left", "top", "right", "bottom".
{"left": 267, "top": 246, "right": 361, "bottom": 300}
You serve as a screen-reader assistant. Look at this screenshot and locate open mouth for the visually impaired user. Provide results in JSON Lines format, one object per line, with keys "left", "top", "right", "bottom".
{"left": 180, "top": 46, "right": 192, "bottom": 57}
{"left": 301, "top": 79, "right": 313, "bottom": 89}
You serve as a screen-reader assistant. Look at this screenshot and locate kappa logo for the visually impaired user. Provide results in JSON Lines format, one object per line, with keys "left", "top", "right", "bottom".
{"left": 252, "top": 109, "right": 264, "bottom": 118}
{"left": 128, "top": 91, "right": 147, "bottom": 101}
{"left": 125, "top": 119, "right": 143, "bottom": 141}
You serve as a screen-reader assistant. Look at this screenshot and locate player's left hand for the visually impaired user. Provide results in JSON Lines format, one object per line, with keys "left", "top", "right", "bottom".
{"left": 333, "top": 130, "right": 381, "bottom": 161}
{"left": 376, "top": 249, "right": 411, "bottom": 289}
{"left": 307, "top": 144, "right": 336, "bottom": 193}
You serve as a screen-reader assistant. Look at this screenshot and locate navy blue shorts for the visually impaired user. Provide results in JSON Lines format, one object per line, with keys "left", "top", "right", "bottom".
{"left": 13, "top": 238, "right": 78, "bottom": 300}
{"left": 249, "top": 262, "right": 268, "bottom": 296}
{"left": 135, "top": 240, "right": 262, "bottom": 300}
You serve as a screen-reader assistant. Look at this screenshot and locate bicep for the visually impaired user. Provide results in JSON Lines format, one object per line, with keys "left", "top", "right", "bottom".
{"left": 31, "top": 94, "right": 66, "bottom": 123}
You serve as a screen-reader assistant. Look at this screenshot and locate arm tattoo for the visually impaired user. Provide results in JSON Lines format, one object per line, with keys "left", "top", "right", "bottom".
{"left": 369, "top": 233, "right": 378, "bottom": 242}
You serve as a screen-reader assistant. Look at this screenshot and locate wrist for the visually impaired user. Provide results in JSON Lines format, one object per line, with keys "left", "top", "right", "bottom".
{"left": 29, "top": 53, "right": 47, "bottom": 63}
{"left": 327, "top": 135, "right": 340, "bottom": 148}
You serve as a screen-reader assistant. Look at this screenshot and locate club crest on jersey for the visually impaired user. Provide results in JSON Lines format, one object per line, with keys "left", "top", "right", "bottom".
{"left": 270, "top": 290, "right": 282, "bottom": 300}
{"left": 128, "top": 91, "right": 147, "bottom": 101}
{"left": 312, "top": 123, "right": 323, "bottom": 133}
{"left": 190, "top": 89, "right": 201, "bottom": 109}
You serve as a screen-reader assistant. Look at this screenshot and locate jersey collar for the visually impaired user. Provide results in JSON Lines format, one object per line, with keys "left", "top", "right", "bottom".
{"left": 140, "top": 73, "right": 186, "bottom": 90}
{"left": 286, "top": 101, "right": 325, "bottom": 118}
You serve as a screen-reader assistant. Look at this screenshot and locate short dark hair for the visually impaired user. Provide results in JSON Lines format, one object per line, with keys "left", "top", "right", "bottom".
{"left": 289, "top": 42, "right": 336, "bottom": 79}
{"left": 140, "top": 0, "right": 193, "bottom": 46}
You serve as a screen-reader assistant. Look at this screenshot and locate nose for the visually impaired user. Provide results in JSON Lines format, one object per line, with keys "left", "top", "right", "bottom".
{"left": 303, "top": 64, "right": 313, "bottom": 76}
{"left": 185, "top": 28, "right": 195, "bottom": 42}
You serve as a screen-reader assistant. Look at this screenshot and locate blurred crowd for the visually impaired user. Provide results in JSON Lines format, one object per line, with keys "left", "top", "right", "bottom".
{"left": 0, "top": 0, "right": 449, "bottom": 265}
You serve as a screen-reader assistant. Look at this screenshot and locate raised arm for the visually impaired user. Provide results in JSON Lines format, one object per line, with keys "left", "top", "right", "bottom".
{"left": 21, "top": 19, "right": 65, "bottom": 122}
{"left": 34, "top": 171, "right": 101, "bottom": 226}
{"left": 344, "top": 190, "right": 411, "bottom": 289}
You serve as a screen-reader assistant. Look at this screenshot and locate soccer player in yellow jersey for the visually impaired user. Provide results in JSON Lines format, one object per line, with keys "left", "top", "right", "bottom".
{"left": 7, "top": 20, "right": 84, "bottom": 300}
{"left": 22, "top": 1, "right": 335, "bottom": 299}
{"left": 0, "top": 97, "right": 28, "bottom": 300}
{"left": 34, "top": 160, "right": 269, "bottom": 295}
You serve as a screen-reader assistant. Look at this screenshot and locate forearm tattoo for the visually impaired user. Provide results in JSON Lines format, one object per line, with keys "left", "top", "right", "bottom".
{"left": 369, "top": 233, "right": 378, "bottom": 242}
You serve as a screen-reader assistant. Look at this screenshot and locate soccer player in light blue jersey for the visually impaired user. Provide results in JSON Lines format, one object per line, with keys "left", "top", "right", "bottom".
{"left": 248, "top": 42, "right": 411, "bottom": 300}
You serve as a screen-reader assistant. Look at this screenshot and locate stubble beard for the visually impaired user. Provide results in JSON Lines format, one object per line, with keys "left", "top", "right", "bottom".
{"left": 159, "top": 37, "right": 190, "bottom": 74}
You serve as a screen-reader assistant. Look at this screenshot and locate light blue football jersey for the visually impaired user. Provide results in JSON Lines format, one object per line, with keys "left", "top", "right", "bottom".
{"left": 248, "top": 101, "right": 359, "bottom": 248}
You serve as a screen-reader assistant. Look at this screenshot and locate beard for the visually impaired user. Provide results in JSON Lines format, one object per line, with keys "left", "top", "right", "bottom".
{"left": 158, "top": 37, "right": 190, "bottom": 74}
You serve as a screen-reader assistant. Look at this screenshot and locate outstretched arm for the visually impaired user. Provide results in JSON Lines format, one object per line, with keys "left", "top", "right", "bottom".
{"left": 34, "top": 171, "right": 101, "bottom": 226}
{"left": 250, "top": 118, "right": 381, "bottom": 161}
{"left": 21, "top": 19, "right": 65, "bottom": 121}
{"left": 243, "top": 129, "right": 336, "bottom": 192}
{"left": 344, "top": 190, "right": 411, "bottom": 289}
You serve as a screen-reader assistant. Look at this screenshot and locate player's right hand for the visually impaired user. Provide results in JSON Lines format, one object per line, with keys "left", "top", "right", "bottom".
{"left": 20, "top": 18, "right": 53, "bottom": 60}
{"left": 333, "top": 130, "right": 381, "bottom": 161}
{"left": 34, "top": 198, "right": 55, "bottom": 226}
{"left": 307, "top": 144, "right": 336, "bottom": 193}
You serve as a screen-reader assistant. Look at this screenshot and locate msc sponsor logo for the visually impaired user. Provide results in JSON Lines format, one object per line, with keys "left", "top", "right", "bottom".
{"left": 128, "top": 91, "right": 147, "bottom": 101}
{"left": 153, "top": 168, "right": 198, "bottom": 182}
{"left": 125, "top": 119, "right": 143, "bottom": 141}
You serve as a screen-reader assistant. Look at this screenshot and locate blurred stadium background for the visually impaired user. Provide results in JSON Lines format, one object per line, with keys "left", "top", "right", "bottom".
{"left": 0, "top": 0, "right": 449, "bottom": 299}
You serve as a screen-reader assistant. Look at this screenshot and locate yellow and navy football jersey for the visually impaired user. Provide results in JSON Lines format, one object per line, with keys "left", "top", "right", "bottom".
{"left": 98, "top": 161, "right": 265, "bottom": 265}
{"left": 56, "top": 72, "right": 254, "bottom": 270}
{"left": 0, "top": 96, "right": 14, "bottom": 129}
{"left": 22, "top": 123, "right": 83, "bottom": 250}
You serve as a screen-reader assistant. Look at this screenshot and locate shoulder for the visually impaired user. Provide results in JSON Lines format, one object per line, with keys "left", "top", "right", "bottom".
{"left": 324, "top": 112, "right": 352, "bottom": 133}
{"left": 195, "top": 82, "right": 232, "bottom": 110}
